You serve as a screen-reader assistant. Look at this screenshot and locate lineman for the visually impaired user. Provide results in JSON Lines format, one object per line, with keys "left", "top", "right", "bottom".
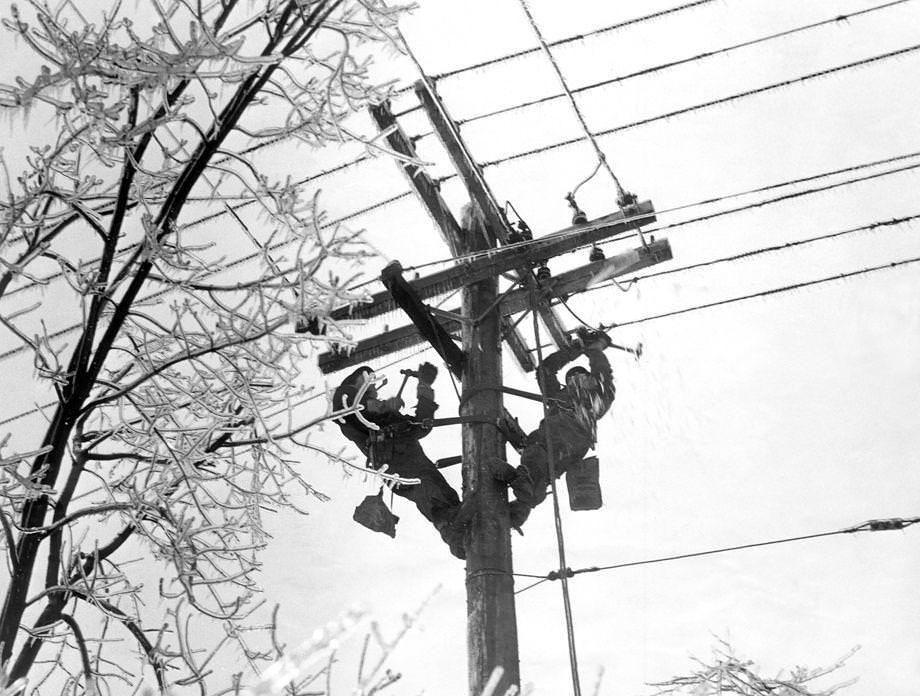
{"left": 505, "top": 328, "right": 616, "bottom": 529}
{"left": 333, "top": 362, "right": 465, "bottom": 559}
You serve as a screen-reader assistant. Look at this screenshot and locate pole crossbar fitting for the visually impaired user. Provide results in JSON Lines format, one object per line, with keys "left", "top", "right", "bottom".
{"left": 546, "top": 567, "right": 576, "bottom": 581}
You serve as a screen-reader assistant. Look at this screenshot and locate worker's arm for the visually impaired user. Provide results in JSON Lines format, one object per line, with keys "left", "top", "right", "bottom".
{"left": 536, "top": 343, "right": 582, "bottom": 398}
{"left": 585, "top": 347, "right": 616, "bottom": 416}
{"left": 410, "top": 363, "right": 439, "bottom": 438}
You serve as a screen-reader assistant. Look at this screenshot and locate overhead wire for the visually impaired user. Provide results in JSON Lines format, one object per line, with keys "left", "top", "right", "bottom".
{"left": 7, "top": 4, "right": 916, "bottom": 295}
{"left": 396, "top": 149, "right": 920, "bottom": 275}
{"left": 8, "top": 149, "right": 919, "bottom": 367}
{"left": 514, "top": 516, "right": 920, "bottom": 592}
{"left": 584, "top": 214, "right": 920, "bottom": 297}
{"left": 479, "top": 42, "right": 920, "bottom": 169}
{"left": 455, "top": 0, "right": 915, "bottom": 128}
{"left": 428, "top": 0, "right": 719, "bottom": 82}
{"left": 9, "top": 42, "right": 919, "bottom": 302}
{"left": 601, "top": 253, "right": 920, "bottom": 332}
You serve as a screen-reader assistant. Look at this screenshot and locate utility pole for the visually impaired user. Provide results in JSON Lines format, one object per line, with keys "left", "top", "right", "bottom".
{"left": 459, "top": 207, "right": 520, "bottom": 694}
{"left": 318, "top": 93, "right": 669, "bottom": 696}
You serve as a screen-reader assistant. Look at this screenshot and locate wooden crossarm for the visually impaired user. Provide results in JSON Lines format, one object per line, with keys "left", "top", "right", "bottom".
{"left": 329, "top": 201, "right": 654, "bottom": 322}
{"left": 318, "top": 238, "right": 671, "bottom": 374}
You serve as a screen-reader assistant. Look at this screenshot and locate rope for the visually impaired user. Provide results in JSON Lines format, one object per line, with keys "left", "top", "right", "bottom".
{"left": 515, "top": 0, "right": 627, "bottom": 204}
{"left": 530, "top": 288, "right": 583, "bottom": 696}
{"left": 456, "top": 0, "right": 916, "bottom": 128}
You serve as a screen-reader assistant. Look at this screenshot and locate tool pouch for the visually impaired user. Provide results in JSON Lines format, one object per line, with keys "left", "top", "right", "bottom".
{"left": 353, "top": 489, "right": 399, "bottom": 537}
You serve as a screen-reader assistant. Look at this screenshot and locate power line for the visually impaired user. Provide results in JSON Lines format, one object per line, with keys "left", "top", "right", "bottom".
{"left": 456, "top": 0, "right": 915, "bottom": 128}
{"left": 558, "top": 155, "right": 920, "bottom": 267}
{"left": 604, "top": 253, "right": 920, "bottom": 331}
{"left": 10, "top": 151, "right": 916, "bottom": 368}
{"left": 428, "top": 0, "right": 719, "bottom": 82}
{"left": 399, "top": 149, "right": 920, "bottom": 275}
{"left": 520, "top": 516, "right": 920, "bottom": 585}
{"left": 480, "top": 42, "right": 920, "bottom": 169}
{"left": 585, "top": 214, "right": 920, "bottom": 295}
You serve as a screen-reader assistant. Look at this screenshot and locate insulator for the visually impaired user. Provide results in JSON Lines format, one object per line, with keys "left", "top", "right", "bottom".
{"left": 565, "top": 192, "right": 588, "bottom": 225}
{"left": 589, "top": 246, "right": 605, "bottom": 262}
{"left": 536, "top": 263, "right": 551, "bottom": 281}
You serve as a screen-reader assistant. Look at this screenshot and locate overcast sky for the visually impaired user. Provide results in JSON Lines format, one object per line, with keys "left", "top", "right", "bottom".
{"left": 3, "top": 1, "right": 920, "bottom": 694}
{"left": 265, "top": 1, "right": 920, "bottom": 694}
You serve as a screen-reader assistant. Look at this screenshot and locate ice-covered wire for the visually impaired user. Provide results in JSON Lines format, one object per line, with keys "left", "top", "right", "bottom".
{"left": 456, "top": 0, "right": 916, "bottom": 128}
{"left": 480, "top": 42, "right": 920, "bottom": 169}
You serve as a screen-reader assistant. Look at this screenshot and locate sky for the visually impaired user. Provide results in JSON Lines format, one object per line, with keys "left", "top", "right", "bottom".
{"left": 2, "top": 0, "right": 920, "bottom": 694}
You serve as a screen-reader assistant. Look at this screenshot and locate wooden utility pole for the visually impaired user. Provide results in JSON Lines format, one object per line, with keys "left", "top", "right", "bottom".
{"left": 459, "top": 208, "right": 520, "bottom": 695}
{"left": 319, "top": 93, "right": 669, "bottom": 696}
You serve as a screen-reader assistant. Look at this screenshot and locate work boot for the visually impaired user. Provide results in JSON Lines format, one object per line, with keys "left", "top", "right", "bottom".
{"left": 434, "top": 513, "right": 467, "bottom": 560}
{"left": 508, "top": 499, "right": 531, "bottom": 535}
{"left": 508, "top": 467, "right": 537, "bottom": 505}
{"left": 490, "top": 457, "right": 518, "bottom": 483}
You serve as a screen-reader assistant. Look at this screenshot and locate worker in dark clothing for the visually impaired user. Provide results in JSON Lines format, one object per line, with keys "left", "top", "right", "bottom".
{"left": 505, "top": 328, "right": 616, "bottom": 529}
{"left": 332, "top": 363, "right": 465, "bottom": 559}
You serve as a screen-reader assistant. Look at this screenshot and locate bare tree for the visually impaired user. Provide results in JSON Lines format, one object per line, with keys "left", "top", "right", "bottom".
{"left": 0, "top": 1, "right": 410, "bottom": 692}
{"left": 647, "top": 638, "right": 858, "bottom": 696}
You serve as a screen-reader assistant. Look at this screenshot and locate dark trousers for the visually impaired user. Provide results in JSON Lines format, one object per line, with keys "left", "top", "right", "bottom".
{"left": 518, "top": 413, "right": 592, "bottom": 507}
{"left": 370, "top": 437, "right": 460, "bottom": 528}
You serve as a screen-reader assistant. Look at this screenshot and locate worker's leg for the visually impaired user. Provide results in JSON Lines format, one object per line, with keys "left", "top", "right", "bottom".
{"left": 509, "top": 418, "right": 591, "bottom": 530}
{"left": 385, "top": 441, "right": 465, "bottom": 558}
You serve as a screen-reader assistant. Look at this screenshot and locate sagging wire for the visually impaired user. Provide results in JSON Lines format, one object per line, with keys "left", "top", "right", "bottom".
{"left": 526, "top": 516, "right": 920, "bottom": 584}
{"left": 514, "top": 0, "right": 634, "bottom": 213}
{"left": 504, "top": 201, "right": 534, "bottom": 244}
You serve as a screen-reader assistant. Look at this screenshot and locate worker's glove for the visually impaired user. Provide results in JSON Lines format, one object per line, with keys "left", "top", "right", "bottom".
{"left": 416, "top": 362, "right": 438, "bottom": 386}
{"left": 576, "top": 327, "right": 612, "bottom": 352}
